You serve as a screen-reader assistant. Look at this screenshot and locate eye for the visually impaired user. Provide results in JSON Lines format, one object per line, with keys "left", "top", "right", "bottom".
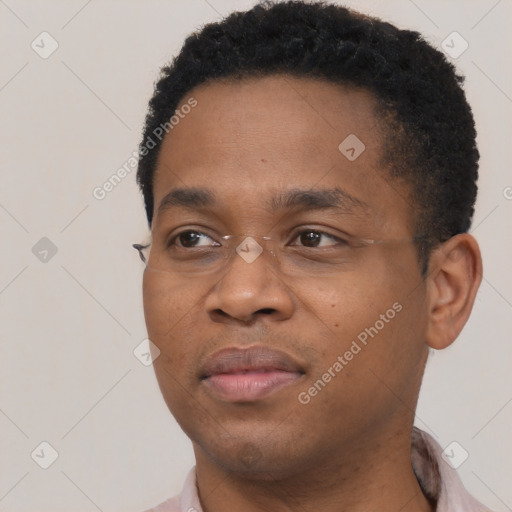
{"left": 290, "top": 229, "right": 346, "bottom": 248}
{"left": 169, "top": 230, "right": 219, "bottom": 248}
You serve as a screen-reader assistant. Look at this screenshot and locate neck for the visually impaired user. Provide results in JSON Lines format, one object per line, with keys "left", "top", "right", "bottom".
{"left": 193, "top": 425, "right": 435, "bottom": 512}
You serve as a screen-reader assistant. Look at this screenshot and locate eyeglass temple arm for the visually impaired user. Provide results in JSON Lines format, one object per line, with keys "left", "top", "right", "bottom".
{"left": 132, "top": 243, "right": 150, "bottom": 263}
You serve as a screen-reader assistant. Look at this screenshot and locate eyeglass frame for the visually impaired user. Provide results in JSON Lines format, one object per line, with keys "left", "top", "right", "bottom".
{"left": 133, "top": 231, "right": 419, "bottom": 277}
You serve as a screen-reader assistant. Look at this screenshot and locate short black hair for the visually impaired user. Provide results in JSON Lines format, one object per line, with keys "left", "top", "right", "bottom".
{"left": 136, "top": 0, "right": 479, "bottom": 271}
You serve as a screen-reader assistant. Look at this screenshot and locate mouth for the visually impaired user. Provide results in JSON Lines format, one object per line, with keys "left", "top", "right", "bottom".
{"left": 200, "top": 346, "right": 305, "bottom": 402}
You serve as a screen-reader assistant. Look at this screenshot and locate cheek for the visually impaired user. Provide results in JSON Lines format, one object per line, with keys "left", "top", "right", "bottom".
{"left": 143, "top": 273, "right": 203, "bottom": 332}
{"left": 306, "top": 270, "right": 395, "bottom": 337}
{"left": 301, "top": 261, "right": 427, "bottom": 415}
{"left": 142, "top": 273, "right": 204, "bottom": 414}
{"left": 142, "top": 272, "right": 206, "bottom": 364}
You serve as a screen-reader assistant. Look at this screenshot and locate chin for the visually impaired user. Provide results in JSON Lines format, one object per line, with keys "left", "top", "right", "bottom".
{"left": 194, "top": 432, "right": 311, "bottom": 481}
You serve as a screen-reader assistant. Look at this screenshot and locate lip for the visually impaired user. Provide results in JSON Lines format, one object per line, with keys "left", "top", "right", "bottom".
{"left": 200, "top": 346, "right": 305, "bottom": 402}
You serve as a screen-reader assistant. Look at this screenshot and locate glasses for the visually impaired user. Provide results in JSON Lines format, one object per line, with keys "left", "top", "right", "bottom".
{"left": 133, "top": 229, "right": 415, "bottom": 278}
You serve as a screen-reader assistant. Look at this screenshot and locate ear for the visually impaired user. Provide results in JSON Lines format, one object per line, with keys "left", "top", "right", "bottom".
{"left": 425, "top": 234, "right": 482, "bottom": 350}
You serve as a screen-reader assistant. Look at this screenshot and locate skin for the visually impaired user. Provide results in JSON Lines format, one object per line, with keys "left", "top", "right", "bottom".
{"left": 142, "top": 75, "right": 482, "bottom": 512}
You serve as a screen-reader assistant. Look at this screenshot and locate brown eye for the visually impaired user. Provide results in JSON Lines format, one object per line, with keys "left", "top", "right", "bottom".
{"left": 170, "top": 230, "right": 218, "bottom": 249}
{"left": 179, "top": 231, "right": 202, "bottom": 247}
{"left": 292, "top": 230, "right": 343, "bottom": 248}
{"left": 300, "top": 231, "right": 322, "bottom": 247}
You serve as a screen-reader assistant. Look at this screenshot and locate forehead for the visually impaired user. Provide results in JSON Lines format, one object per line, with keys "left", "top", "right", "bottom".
{"left": 156, "top": 75, "right": 379, "bottom": 179}
{"left": 152, "top": 75, "right": 412, "bottom": 235}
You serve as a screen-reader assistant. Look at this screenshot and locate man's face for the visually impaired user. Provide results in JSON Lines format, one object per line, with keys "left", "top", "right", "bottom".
{"left": 143, "top": 75, "right": 430, "bottom": 478}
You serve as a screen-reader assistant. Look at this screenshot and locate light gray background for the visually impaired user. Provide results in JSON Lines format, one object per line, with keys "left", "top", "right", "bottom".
{"left": 0, "top": 1, "right": 511, "bottom": 511}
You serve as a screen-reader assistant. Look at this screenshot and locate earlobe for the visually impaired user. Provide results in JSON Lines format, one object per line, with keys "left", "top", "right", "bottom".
{"left": 425, "top": 234, "right": 482, "bottom": 350}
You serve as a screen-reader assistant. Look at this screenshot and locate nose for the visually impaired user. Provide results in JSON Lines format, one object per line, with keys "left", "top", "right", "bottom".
{"left": 204, "top": 246, "right": 295, "bottom": 325}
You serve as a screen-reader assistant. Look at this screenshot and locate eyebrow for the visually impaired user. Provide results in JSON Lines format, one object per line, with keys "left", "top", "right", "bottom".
{"left": 156, "top": 186, "right": 369, "bottom": 216}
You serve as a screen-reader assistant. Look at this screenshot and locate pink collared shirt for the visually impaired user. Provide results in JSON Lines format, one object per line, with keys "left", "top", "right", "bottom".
{"left": 143, "top": 427, "right": 492, "bottom": 512}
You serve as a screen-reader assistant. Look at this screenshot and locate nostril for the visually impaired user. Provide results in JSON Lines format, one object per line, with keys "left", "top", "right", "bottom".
{"left": 257, "top": 308, "right": 275, "bottom": 315}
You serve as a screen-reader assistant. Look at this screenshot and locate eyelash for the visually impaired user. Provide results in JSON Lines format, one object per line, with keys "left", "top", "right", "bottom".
{"left": 166, "top": 228, "right": 348, "bottom": 249}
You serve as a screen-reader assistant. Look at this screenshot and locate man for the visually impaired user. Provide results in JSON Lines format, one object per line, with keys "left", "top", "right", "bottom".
{"left": 134, "top": 1, "right": 490, "bottom": 510}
